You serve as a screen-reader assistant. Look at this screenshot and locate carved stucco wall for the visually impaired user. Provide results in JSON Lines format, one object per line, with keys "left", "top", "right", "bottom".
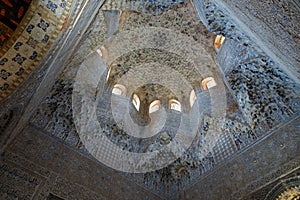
{"left": 0, "top": 0, "right": 104, "bottom": 151}
{"left": 203, "top": 0, "right": 300, "bottom": 82}
{"left": 194, "top": 0, "right": 300, "bottom": 134}
{"left": 181, "top": 116, "right": 300, "bottom": 200}
{"left": 1, "top": 126, "right": 161, "bottom": 200}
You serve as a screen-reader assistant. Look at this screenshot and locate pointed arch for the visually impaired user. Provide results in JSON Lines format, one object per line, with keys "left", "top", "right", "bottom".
{"left": 112, "top": 84, "right": 126, "bottom": 96}
{"left": 132, "top": 93, "right": 140, "bottom": 111}
{"left": 202, "top": 77, "right": 217, "bottom": 90}
{"left": 169, "top": 99, "right": 181, "bottom": 112}
{"left": 149, "top": 100, "right": 161, "bottom": 114}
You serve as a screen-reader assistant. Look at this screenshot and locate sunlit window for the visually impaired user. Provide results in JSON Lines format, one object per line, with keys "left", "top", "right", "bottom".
{"left": 169, "top": 99, "right": 181, "bottom": 112}
{"left": 214, "top": 35, "right": 225, "bottom": 50}
{"left": 132, "top": 94, "right": 140, "bottom": 111}
{"left": 149, "top": 100, "right": 161, "bottom": 114}
{"left": 112, "top": 84, "right": 126, "bottom": 96}
{"left": 106, "top": 67, "right": 111, "bottom": 81}
{"left": 201, "top": 77, "right": 217, "bottom": 90}
{"left": 97, "top": 46, "right": 108, "bottom": 58}
{"left": 96, "top": 49, "right": 103, "bottom": 57}
{"left": 190, "top": 89, "right": 196, "bottom": 107}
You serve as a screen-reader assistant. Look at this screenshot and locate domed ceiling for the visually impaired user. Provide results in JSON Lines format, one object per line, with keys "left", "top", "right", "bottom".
{"left": 0, "top": 0, "right": 299, "bottom": 199}
{"left": 29, "top": 1, "right": 239, "bottom": 198}
{"left": 28, "top": 0, "right": 300, "bottom": 198}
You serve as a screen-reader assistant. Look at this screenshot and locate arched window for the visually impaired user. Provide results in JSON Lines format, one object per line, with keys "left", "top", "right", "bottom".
{"left": 96, "top": 49, "right": 103, "bottom": 57}
{"left": 106, "top": 67, "right": 111, "bottom": 81}
{"left": 214, "top": 35, "right": 225, "bottom": 50}
{"left": 96, "top": 46, "right": 111, "bottom": 82}
{"left": 169, "top": 99, "right": 181, "bottom": 112}
{"left": 190, "top": 89, "right": 196, "bottom": 107}
{"left": 97, "top": 46, "right": 108, "bottom": 58}
{"left": 112, "top": 84, "right": 126, "bottom": 96}
{"left": 132, "top": 94, "right": 140, "bottom": 111}
{"left": 201, "top": 77, "right": 217, "bottom": 90}
{"left": 149, "top": 100, "right": 161, "bottom": 114}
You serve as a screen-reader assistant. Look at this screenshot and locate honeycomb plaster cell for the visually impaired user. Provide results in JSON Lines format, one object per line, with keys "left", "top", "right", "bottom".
{"left": 102, "top": 0, "right": 186, "bottom": 15}
{"left": 226, "top": 58, "right": 300, "bottom": 133}
{"left": 31, "top": 79, "right": 82, "bottom": 150}
{"left": 195, "top": 0, "right": 300, "bottom": 133}
{"left": 31, "top": 73, "right": 255, "bottom": 199}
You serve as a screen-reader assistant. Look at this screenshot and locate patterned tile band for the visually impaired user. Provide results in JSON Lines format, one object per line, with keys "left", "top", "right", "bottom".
{"left": 0, "top": 0, "right": 72, "bottom": 101}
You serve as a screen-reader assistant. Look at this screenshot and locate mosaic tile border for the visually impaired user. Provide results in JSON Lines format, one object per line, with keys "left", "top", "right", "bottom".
{"left": 0, "top": 0, "right": 72, "bottom": 102}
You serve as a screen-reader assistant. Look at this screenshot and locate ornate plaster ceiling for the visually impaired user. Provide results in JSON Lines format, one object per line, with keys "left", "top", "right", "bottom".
{"left": 30, "top": 1, "right": 246, "bottom": 198}
{"left": 26, "top": 1, "right": 300, "bottom": 199}
{"left": 0, "top": 0, "right": 299, "bottom": 199}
